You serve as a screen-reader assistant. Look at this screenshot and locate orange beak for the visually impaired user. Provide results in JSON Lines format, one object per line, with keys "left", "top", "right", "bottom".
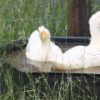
{"left": 40, "top": 31, "right": 46, "bottom": 39}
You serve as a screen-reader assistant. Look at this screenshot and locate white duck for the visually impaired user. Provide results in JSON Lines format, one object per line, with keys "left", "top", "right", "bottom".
{"left": 26, "top": 26, "right": 63, "bottom": 72}
{"left": 63, "top": 11, "right": 100, "bottom": 70}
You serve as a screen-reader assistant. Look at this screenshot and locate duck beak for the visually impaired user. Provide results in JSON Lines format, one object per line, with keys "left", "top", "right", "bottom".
{"left": 40, "top": 31, "right": 46, "bottom": 40}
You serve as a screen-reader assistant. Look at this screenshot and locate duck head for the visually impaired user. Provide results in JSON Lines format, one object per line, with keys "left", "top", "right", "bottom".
{"left": 89, "top": 11, "right": 100, "bottom": 47}
{"left": 89, "top": 11, "right": 100, "bottom": 38}
{"left": 38, "top": 26, "right": 51, "bottom": 43}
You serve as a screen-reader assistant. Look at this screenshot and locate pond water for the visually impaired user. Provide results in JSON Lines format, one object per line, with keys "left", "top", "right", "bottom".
{"left": 2, "top": 41, "right": 100, "bottom": 74}
{"left": 0, "top": 38, "right": 100, "bottom": 99}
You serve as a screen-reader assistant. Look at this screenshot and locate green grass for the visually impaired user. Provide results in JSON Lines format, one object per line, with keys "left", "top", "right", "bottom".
{"left": 0, "top": 66, "right": 98, "bottom": 100}
{"left": 92, "top": 0, "right": 100, "bottom": 13}
{"left": 0, "top": 0, "right": 100, "bottom": 100}
{"left": 0, "top": 0, "right": 68, "bottom": 41}
{"left": 0, "top": 0, "right": 100, "bottom": 41}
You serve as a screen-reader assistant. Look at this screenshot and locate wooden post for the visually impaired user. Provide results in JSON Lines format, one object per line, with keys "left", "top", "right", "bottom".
{"left": 67, "top": 0, "right": 91, "bottom": 37}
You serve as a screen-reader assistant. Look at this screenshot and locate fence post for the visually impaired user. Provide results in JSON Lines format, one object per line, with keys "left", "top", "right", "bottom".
{"left": 67, "top": 0, "right": 91, "bottom": 37}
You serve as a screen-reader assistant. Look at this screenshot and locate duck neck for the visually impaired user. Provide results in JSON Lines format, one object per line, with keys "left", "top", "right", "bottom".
{"left": 90, "top": 28, "right": 100, "bottom": 48}
{"left": 42, "top": 38, "right": 50, "bottom": 47}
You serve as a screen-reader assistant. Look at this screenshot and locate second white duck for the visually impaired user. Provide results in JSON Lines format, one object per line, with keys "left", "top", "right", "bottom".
{"left": 63, "top": 11, "right": 100, "bottom": 70}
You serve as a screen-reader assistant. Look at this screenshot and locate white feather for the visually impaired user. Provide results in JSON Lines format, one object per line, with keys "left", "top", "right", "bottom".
{"left": 26, "top": 26, "right": 63, "bottom": 72}
{"left": 63, "top": 11, "right": 100, "bottom": 70}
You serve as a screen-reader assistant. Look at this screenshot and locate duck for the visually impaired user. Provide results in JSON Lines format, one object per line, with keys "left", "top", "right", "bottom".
{"left": 62, "top": 11, "right": 100, "bottom": 70}
{"left": 26, "top": 26, "right": 63, "bottom": 72}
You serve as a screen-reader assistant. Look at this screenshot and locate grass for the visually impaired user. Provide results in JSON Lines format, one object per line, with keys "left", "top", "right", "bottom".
{"left": 1, "top": 62, "right": 99, "bottom": 99}
{"left": 0, "top": 0, "right": 68, "bottom": 41}
{"left": 0, "top": 0, "right": 100, "bottom": 100}
{"left": 0, "top": 66, "right": 99, "bottom": 100}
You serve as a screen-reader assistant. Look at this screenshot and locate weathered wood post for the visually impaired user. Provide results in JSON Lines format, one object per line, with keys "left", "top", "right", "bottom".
{"left": 67, "top": 0, "right": 91, "bottom": 37}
